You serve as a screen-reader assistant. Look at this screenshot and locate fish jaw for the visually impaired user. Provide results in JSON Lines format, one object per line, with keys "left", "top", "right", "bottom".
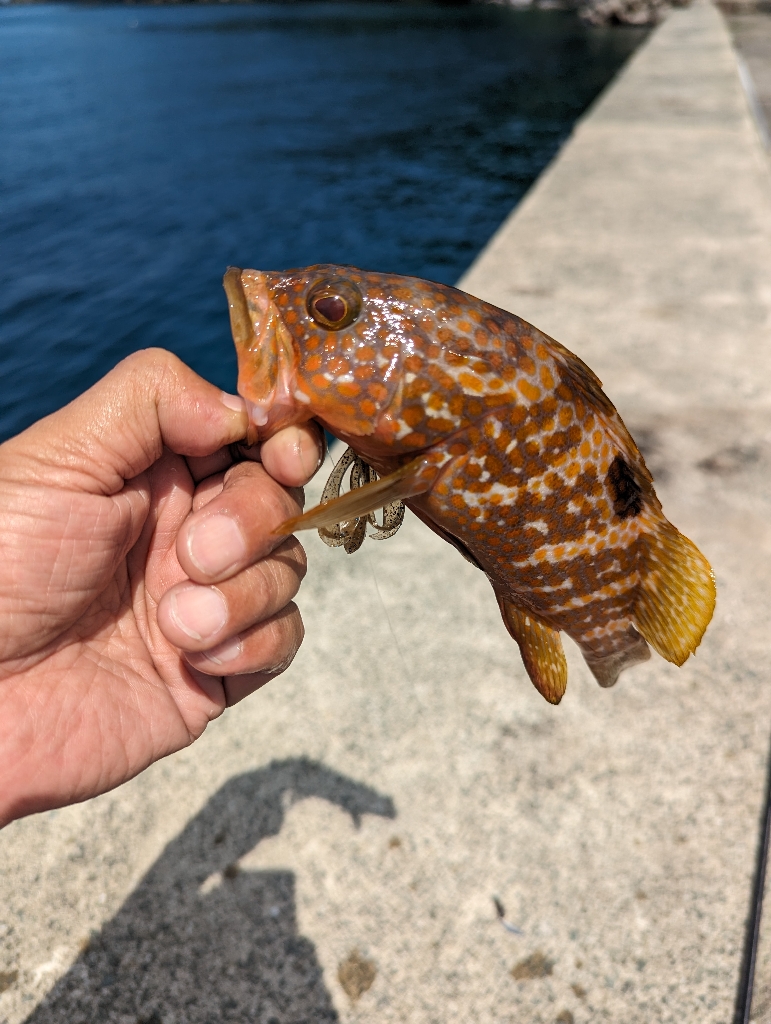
{"left": 224, "top": 267, "right": 303, "bottom": 442}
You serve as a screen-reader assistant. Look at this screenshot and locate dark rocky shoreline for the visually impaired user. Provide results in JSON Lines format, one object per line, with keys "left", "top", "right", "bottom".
{"left": 0, "top": 0, "right": 686, "bottom": 26}
{"left": 8, "top": 0, "right": 769, "bottom": 38}
{"left": 518, "top": 0, "right": 692, "bottom": 25}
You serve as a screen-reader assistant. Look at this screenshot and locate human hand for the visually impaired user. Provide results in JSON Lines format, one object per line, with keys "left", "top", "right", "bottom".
{"left": 0, "top": 349, "right": 324, "bottom": 827}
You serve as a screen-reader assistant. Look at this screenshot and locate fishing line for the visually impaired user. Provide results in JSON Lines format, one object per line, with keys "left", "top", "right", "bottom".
{"left": 318, "top": 441, "right": 523, "bottom": 938}
{"left": 360, "top": 544, "right": 524, "bottom": 937}
{"left": 317, "top": 441, "right": 404, "bottom": 657}
{"left": 319, "top": 443, "right": 417, "bottom": 682}
{"left": 361, "top": 536, "right": 450, "bottom": 769}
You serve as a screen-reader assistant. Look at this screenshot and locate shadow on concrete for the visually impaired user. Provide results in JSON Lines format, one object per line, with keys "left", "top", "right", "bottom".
{"left": 25, "top": 759, "right": 396, "bottom": 1024}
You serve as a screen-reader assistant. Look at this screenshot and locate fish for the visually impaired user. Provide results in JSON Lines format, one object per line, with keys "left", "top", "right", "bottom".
{"left": 224, "top": 264, "right": 716, "bottom": 705}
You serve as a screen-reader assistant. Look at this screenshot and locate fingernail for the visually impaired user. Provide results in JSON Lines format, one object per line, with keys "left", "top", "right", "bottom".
{"left": 170, "top": 586, "right": 228, "bottom": 641}
{"left": 220, "top": 391, "right": 246, "bottom": 414}
{"left": 187, "top": 514, "right": 246, "bottom": 576}
{"left": 200, "top": 636, "right": 242, "bottom": 665}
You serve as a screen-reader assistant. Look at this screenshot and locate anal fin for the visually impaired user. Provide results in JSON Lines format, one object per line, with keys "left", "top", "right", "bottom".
{"left": 275, "top": 455, "right": 434, "bottom": 536}
{"left": 581, "top": 630, "right": 651, "bottom": 689}
{"left": 497, "top": 595, "right": 568, "bottom": 705}
{"left": 635, "top": 522, "right": 716, "bottom": 666}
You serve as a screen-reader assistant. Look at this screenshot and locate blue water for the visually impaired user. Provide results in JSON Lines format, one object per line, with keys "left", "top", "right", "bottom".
{"left": 0, "top": 3, "right": 644, "bottom": 441}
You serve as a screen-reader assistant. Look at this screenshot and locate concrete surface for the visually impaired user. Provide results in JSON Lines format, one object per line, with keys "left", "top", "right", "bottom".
{"left": 727, "top": 19, "right": 771, "bottom": 1019}
{"left": 2, "top": 2, "right": 771, "bottom": 1023}
{"left": 462, "top": 5, "right": 771, "bottom": 1019}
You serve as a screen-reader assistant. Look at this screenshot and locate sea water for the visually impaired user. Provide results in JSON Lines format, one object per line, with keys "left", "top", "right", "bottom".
{"left": 0, "top": 2, "right": 644, "bottom": 439}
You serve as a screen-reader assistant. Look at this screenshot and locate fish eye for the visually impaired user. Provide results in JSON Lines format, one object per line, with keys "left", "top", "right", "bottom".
{"left": 306, "top": 279, "right": 362, "bottom": 330}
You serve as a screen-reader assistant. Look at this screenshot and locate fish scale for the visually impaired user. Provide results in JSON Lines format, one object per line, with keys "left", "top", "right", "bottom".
{"left": 226, "top": 264, "right": 716, "bottom": 705}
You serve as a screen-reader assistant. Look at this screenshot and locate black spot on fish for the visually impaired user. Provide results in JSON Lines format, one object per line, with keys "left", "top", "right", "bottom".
{"left": 607, "top": 456, "right": 642, "bottom": 518}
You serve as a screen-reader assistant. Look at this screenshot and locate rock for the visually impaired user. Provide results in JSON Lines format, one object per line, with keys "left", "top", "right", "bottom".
{"left": 577, "top": 0, "right": 690, "bottom": 26}
{"left": 501, "top": 0, "right": 692, "bottom": 27}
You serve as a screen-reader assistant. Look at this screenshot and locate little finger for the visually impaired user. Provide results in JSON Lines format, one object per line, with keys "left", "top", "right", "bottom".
{"left": 183, "top": 603, "right": 304, "bottom": 692}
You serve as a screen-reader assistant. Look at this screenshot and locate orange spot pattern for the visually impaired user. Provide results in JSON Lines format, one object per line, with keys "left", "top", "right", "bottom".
{"left": 241, "top": 264, "right": 658, "bottom": 666}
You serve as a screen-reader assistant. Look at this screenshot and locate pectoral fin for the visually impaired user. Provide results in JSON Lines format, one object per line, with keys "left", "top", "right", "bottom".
{"left": 497, "top": 595, "right": 568, "bottom": 705}
{"left": 275, "top": 455, "right": 434, "bottom": 536}
{"left": 634, "top": 523, "right": 716, "bottom": 666}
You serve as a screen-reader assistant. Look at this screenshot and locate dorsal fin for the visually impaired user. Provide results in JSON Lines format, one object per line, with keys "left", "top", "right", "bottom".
{"left": 547, "top": 332, "right": 656, "bottom": 491}
{"left": 497, "top": 595, "right": 568, "bottom": 705}
{"left": 634, "top": 522, "right": 716, "bottom": 666}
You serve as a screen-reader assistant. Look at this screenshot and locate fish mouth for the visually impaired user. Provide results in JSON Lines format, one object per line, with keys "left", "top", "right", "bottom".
{"left": 224, "top": 267, "right": 299, "bottom": 442}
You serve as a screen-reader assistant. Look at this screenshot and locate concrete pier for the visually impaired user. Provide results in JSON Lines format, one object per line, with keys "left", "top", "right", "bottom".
{"left": 2, "top": 3, "right": 771, "bottom": 1023}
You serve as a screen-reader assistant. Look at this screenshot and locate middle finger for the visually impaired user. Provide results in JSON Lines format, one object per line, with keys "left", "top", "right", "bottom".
{"left": 178, "top": 460, "right": 304, "bottom": 584}
{"left": 157, "top": 536, "right": 306, "bottom": 653}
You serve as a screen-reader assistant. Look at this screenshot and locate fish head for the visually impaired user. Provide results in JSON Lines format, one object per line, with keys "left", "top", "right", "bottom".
{"left": 226, "top": 263, "right": 507, "bottom": 452}
{"left": 227, "top": 263, "right": 418, "bottom": 445}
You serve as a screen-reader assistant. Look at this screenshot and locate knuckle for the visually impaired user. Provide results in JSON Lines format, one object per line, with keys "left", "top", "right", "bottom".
{"left": 119, "top": 348, "right": 181, "bottom": 382}
{"left": 223, "top": 459, "right": 261, "bottom": 485}
{"left": 277, "top": 536, "right": 308, "bottom": 578}
{"left": 258, "top": 554, "right": 301, "bottom": 610}
{"left": 228, "top": 462, "right": 276, "bottom": 505}
{"left": 259, "top": 605, "right": 303, "bottom": 670}
{"left": 246, "top": 563, "right": 274, "bottom": 613}
{"left": 113, "top": 349, "right": 186, "bottom": 415}
{"left": 255, "top": 478, "right": 299, "bottom": 531}
{"left": 220, "top": 464, "right": 303, "bottom": 553}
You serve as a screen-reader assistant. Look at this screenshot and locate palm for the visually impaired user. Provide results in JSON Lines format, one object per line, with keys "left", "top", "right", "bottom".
{"left": 0, "top": 449, "right": 220, "bottom": 811}
{"left": 0, "top": 351, "right": 318, "bottom": 828}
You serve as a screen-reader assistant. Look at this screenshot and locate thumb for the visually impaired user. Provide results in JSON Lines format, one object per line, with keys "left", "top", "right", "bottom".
{"left": 2, "top": 349, "right": 248, "bottom": 495}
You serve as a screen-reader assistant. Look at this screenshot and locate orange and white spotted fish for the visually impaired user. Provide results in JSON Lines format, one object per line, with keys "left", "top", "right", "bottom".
{"left": 225, "top": 264, "right": 716, "bottom": 705}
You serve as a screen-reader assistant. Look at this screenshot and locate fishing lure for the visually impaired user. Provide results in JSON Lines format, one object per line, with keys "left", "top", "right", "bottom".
{"left": 225, "top": 264, "right": 715, "bottom": 705}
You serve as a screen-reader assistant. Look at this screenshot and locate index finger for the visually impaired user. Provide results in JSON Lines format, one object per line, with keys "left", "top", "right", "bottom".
{"left": 258, "top": 421, "right": 325, "bottom": 488}
{"left": 185, "top": 422, "right": 324, "bottom": 486}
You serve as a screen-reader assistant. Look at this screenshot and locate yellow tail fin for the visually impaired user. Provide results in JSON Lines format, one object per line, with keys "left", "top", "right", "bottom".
{"left": 634, "top": 523, "right": 716, "bottom": 666}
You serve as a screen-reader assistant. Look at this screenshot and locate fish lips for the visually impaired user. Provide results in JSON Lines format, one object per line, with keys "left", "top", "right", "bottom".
{"left": 225, "top": 267, "right": 301, "bottom": 441}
